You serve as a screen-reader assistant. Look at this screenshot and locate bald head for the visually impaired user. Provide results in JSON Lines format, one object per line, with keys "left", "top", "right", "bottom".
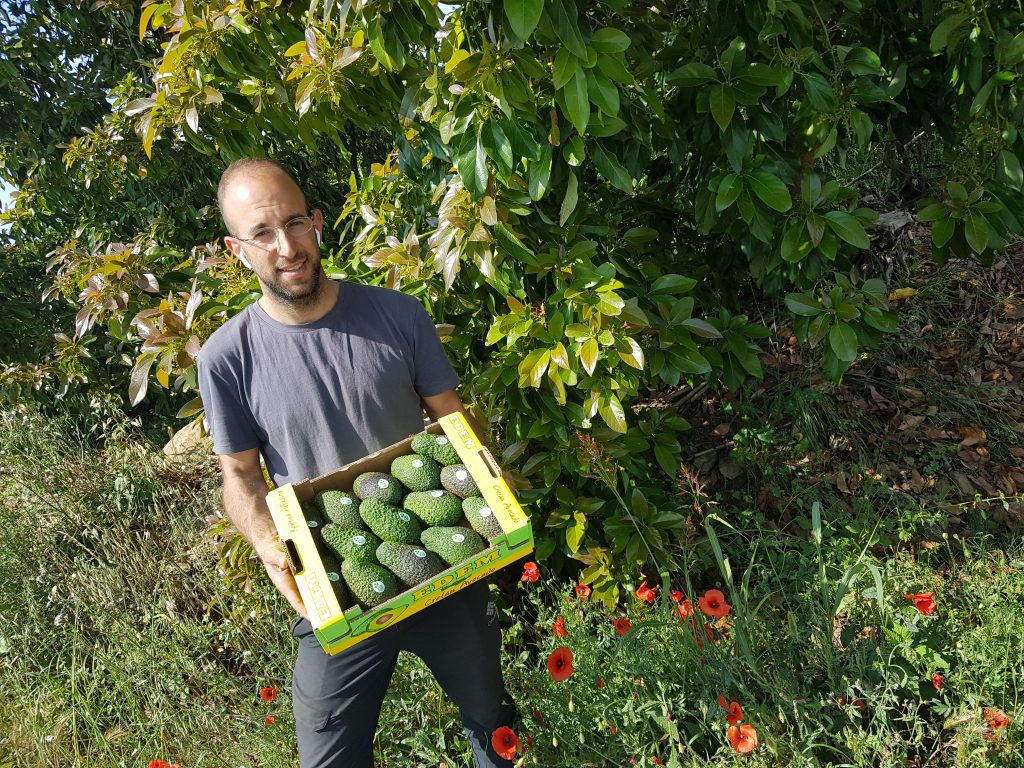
{"left": 218, "top": 157, "right": 305, "bottom": 234}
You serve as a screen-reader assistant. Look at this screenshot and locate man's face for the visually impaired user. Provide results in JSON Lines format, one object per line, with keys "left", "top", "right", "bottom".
{"left": 221, "top": 169, "right": 325, "bottom": 304}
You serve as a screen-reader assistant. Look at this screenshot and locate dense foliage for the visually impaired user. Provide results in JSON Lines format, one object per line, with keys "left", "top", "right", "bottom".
{"left": 2, "top": 0, "right": 1022, "bottom": 596}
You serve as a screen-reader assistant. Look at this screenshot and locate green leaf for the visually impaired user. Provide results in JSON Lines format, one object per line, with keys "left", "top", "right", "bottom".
{"left": 727, "top": 334, "right": 762, "bottom": 377}
{"left": 931, "top": 217, "right": 955, "bottom": 249}
{"left": 917, "top": 201, "right": 947, "bottom": 221}
{"left": 964, "top": 214, "right": 989, "bottom": 253}
{"left": 482, "top": 121, "right": 514, "bottom": 177}
{"left": 562, "top": 67, "right": 590, "bottom": 134}
{"left": 559, "top": 170, "right": 579, "bottom": 226}
{"left": 528, "top": 142, "right": 552, "bottom": 201}
{"left": 455, "top": 128, "right": 488, "bottom": 199}
{"left": 997, "top": 150, "right": 1023, "bottom": 191}
{"left": 709, "top": 84, "right": 735, "bottom": 131}
{"left": 598, "top": 392, "right": 627, "bottom": 433}
{"left": 563, "top": 135, "right": 585, "bottom": 165}
{"left": 785, "top": 293, "right": 824, "bottom": 316}
{"left": 668, "top": 61, "right": 718, "bottom": 87}
{"left": 566, "top": 513, "right": 586, "bottom": 552}
{"left": 504, "top": 0, "right": 544, "bottom": 41}
{"left": 591, "top": 143, "right": 632, "bottom": 191}
{"left": 591, "top": 28, "right": 630, "bottom": 53}
{"left": 715, "top": 174, "right": 742, "bottom": 211}
{"left": 651, "top": 274, "right": 696, "bottom": 294}
{"left": 748, "top": 170, "right": 792, "bottom": 212}
{"left": 781, "top": 220, "right": 812, "bottom": 262}
{"left": 550, "top": 0, "right": 587, "bottom": 58}
{"left": 828, "top": 322, "right": 858, "bottom": 362}
{"left": 579, "top": 338, "right": 599, "bottom": 375}
{"left": 493, "top": 222, "right": 538, "bottom": 265}
{"left": 553, "top": 47, "right": 578, "bottom": 90}
{"left": 680, "top": 318, "right": 723, "bottom": 338}
{"left": 823, "top": 210, "right": 870, "bottom": 249}
{"left": 585, "top": 69, "right": 619, "bottom": 116}
{"left": 930, "top": 12, "right": 968, "bottom": 52}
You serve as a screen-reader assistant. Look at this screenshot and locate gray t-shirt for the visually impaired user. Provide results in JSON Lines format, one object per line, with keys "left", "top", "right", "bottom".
{"left": 197, "top": 280, "right": 460, "bottom": 488}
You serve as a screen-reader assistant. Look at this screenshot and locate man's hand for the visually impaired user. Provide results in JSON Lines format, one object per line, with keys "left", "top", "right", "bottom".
{"left": 255, "top": 534, "right": 309, "bottom": 621}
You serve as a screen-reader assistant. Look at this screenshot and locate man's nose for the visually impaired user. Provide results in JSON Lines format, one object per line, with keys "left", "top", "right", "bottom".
{"left": 277, "top": 227, "right": 301, "bottom": 259}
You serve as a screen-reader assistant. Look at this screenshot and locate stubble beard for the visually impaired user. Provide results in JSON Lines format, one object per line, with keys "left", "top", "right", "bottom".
{"left": 248, "top": 247, "right": 325, "bottom": 307}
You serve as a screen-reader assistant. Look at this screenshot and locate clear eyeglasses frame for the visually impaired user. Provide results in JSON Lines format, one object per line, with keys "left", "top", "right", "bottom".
{"left": 237, "top": 216, "right": 316, "bottom": 251}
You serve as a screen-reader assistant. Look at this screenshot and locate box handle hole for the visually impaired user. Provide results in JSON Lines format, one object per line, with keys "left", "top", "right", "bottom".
{"left": 284, "top": 538, "right": 304, "bottom": 575}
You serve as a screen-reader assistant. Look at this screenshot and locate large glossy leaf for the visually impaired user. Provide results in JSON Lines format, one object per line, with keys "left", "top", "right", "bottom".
{"left": 748, "top": 170, "right": 792, "bottom": 212}
{"left": 455, "top": 128, "right": 489, "bottom": 199}
{"left": 823, "top": 210, "right": 870, "bottom": 249}
{"left": 562, "top": 68, "right": 590, "bottom": 134}
{"left": 504, "top": 0, "right": 544, "bottom": 41}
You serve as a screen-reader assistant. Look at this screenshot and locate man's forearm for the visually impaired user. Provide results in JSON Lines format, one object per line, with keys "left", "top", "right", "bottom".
{"left": 221, "top": 473, "right": 278, "bottom": 553}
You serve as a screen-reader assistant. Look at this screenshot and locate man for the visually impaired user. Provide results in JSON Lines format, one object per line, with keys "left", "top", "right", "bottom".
{"left": 197, "top": 157, "right": 518, "bottom": 767}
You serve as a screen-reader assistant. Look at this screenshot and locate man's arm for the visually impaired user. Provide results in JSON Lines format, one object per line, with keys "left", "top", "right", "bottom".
{"left": 219, "top": 448, "right": 308, "bottom": 619}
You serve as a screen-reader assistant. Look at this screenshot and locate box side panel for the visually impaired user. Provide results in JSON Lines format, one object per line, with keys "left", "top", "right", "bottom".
{"left": 266, "top": 484, "right": 345, "bottom": 630}
{"left": 438, "top": 412, "right": 531, "bottom": 549}
{"left": 316, "top": 543, "right": 520, "bottom": 655}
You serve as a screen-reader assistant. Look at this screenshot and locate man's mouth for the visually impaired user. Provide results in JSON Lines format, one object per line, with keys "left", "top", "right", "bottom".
{"left": 278, "top": 258, "right": 308, "bottom": 276}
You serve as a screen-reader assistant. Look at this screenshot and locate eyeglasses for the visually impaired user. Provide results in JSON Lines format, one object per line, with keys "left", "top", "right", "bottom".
{"left": 237, "top": 216, "right": 316, "bottom": 251}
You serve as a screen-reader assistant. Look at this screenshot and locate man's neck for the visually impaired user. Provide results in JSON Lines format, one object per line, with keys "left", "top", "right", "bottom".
{"left": 258, "top": 275, "right": 339, "bottom": 325}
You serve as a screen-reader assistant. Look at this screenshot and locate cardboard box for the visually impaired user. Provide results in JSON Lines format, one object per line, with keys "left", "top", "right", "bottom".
{"left": 265, "top": 412, "right": 533, "bottom": 655}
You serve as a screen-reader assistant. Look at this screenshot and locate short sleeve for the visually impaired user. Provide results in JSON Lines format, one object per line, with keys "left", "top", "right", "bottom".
{"left": 409, "top": 300, "right": 460, "bottom": 397}
{"left": 197, "top": 353, "right": 261, "bottom": 455}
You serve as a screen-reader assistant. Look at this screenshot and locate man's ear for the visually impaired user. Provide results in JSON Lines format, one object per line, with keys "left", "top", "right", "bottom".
{"left": 224, "top": 236, "right": 252, "bottom": 269}
{"left": 312, "top": 209, "right": 324, "bottom": 247}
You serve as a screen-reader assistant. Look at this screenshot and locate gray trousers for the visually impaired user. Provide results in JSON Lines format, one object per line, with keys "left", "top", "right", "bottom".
{"left": 289, "top": 581, "right": 519, "bottom": 767}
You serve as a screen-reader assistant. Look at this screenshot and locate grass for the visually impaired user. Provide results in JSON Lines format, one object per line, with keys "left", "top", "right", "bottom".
{"left": 1, "top": 398, "right": 1021, "bottom": 768}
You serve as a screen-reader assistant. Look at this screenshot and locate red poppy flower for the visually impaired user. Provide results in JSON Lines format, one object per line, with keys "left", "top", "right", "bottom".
{"left": 852, "top": 699, "right": 867, "bottom": 711}
{"left": 264, "top": 716, "right": 276, "bottom": 725}
{"left": 148, "top": 761, "right": 171, "bottom": 768}
{"left": 719, "top": 695, "right": 743, "bottom": 725}
{"left": 547, "top": 646, "right": 575, "bottom": 681}
{"left": 520, "top": 562, "right": 539, "bottom": 583}
{"left": 670, "top": 590, "right": 685, "bottom": 603}
{"left": 676, "top": 599, "right": 694, "bottom": 620}
{"left": 932, "top": 673, "right": 944, "bottom": 691}
{"left": 904, "top": 592, "right": 936, "bottom": 616}
{"left": 597, "top": 677, "right": 605, "bottom": 688}
{"left": 575, "top": 582, "right": 591, "bottom": 600}
{"left": 653, "top": 758, "right": 664, "bottom": 766}
{"left": 635, "top": 580, "right": 656, "bottom": 605}
{"left": 552, "top": 615, "right": 567, "bottom": 638}
{"left": 698, "top": 589, "right": 731, "bottom": 618}
{"left": 613, "top": 618, "right": 632, "bottom": 636}
{"left": 258, "top": 687, "right": 277, "bottom": 703}
{"left": 984, "top": 708, "right": 1010, "bottom": 730}
{"left": 727, "top": 723, "right": 758, "bottom": 753}
{"left": 491, "top": 726, "right": 521, "bottom": 761}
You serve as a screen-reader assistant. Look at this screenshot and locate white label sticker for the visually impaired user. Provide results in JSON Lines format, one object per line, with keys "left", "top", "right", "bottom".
{"left": 414, "top": 549, "right": 427, "bottom": 558}
{"left": 341, "top": 497, "right": 353, "bottom": 505}
{"left": 328, "top": 572, "right": 339, "bottom": 582}
{"left": 372, "top": 581, "right": 386, "bottom": 593}
{"left": 412, "top": 459, "right": 423, "bottom": 468}
{"left": 308, "top": 520, "right": 319, "bottom": 527}
{"left": 456, "top": 470, "right": 468, "bottom": 481}
{"left": 353, "top": 535, "right": 366, "bottom": 546}
{"left": 431, "top": 490, "right": 444, "bottom": 497}
{"left": 436, "top": 436, "right": 449, "bottom": 445}
{"left": 452, "top": 533, "right": 465, "bottom": 543}
{"left": 377, "top": 479, "right": 390, "bottom": 488}
{"left": 479, "top": 507, "right": 492, "bottom": 517}
{"left": 398, "top": 512, "right": 411, "bottom": 522}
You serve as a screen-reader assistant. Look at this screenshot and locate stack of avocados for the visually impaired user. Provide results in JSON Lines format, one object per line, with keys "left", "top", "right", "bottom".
{"left": 303, "top": 432, "right": 504, "bottom": 610}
